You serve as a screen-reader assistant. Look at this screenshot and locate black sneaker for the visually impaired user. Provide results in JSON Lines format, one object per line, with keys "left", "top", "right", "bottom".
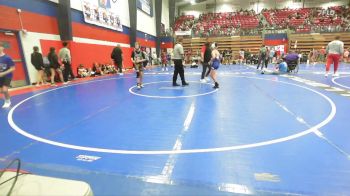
{"left": 173, "top": 83, "right": 180, "bottom": 86}
{"left": 213, "top": 82, "right": 219, "bottom": 89}
{"left": 182, "top": 82, "right": 189, "bottom": 86}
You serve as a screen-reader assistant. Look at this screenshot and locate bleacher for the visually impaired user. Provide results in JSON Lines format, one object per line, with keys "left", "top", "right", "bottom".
{"left": 175, "top": 6, "right": 350, "bottom": 60}
{"left": 263, "top": 6, "right": 350, "bottom": 33}
{"left": 289, "top": 33, "right": 350, "bottom": 53}
{"left": 175, "top": 11, "right": 260, "bottom": 36}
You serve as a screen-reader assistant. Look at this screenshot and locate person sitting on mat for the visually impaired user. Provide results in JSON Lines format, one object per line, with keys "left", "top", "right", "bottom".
{"left": 261, "top": 59, "right": 288, "bottom": 75}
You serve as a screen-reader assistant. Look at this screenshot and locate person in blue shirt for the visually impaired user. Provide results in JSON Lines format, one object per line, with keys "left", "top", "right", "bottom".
{"left": 0, "top": 42, "right": 16, "bottom": 108}
{"left": 261, "top": 59, "right": 288, "bottom": 75}
{"left": 276, "top": 61, "right": 288, "bottom": 74}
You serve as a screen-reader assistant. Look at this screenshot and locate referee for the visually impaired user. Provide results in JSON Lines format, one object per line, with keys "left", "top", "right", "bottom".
{"left": 172, "top": 37, "right": 189, "bottom": 86}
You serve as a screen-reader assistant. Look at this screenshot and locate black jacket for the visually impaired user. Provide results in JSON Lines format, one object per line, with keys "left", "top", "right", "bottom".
{"left": 203, "top": 47, "right": 212, "bottom": 63}
{"left": 47, "top": 52, "right": 60, "bottom": 68}
{"left": 31, "top": 52, "right": 44, "bottom": 68}
{"left": 111, "top": 47, "right": 123, "bottom": 62}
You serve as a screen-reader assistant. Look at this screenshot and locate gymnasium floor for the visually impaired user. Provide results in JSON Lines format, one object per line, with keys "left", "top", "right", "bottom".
{"left": 1, "top": 63, "right": 350, "bottom": 195}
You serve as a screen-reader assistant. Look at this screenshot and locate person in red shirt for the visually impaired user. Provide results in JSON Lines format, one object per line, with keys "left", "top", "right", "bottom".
{"left": 161, "top": 50, "right": 168, "bottom": 71}
{"left": 200, "top": 38, "right": 210, "bottom": 82}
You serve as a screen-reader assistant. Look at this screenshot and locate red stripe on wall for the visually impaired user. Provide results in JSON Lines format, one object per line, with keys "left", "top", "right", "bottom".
{"left": 264, "top": 40, "right": 288, "bottom": 45}
{"left": 72, "top": 22, "right": 130, "bottom": 44}
{"left": 161, "top": 42, "right": 173, "bottom": 49}
{"left": 0, "top": 5, "right": 58, "bottom": 34}
{"left": 40, "top": 39, "right": 134, "bottom": 75}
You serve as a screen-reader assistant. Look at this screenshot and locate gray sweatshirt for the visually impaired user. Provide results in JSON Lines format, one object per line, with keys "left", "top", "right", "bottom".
{"left": 326, "top": 40, "right": 344, "bottom": 55}
{"left": 173, "top": 43, "right": 184, "bottom": 60}
{"left": 58, "top": 47, "right": 71, "bottom": 63}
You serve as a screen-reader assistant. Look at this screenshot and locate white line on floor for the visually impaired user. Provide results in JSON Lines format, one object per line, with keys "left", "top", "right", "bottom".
{"left": 143, "top": 102, "right": 196, "bottom": 184}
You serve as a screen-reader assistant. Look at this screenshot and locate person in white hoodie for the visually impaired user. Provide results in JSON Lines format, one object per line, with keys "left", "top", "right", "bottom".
{"left": 325, "top": 36, "right": 344, "bottom": 77}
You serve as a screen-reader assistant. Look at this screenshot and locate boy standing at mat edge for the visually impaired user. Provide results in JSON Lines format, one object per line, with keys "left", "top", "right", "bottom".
{"left": 131, "top": 42, "right": 147, "bottom": 89}
{"left": 0, "top": 42, "right": 15, "bottom": 108}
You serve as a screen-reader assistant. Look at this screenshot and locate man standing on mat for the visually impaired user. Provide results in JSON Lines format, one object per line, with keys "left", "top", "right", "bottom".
{"left": 172, "top": 37, "right": 189, "bottom": 86}
{"left": 59, "top": 42, "right": 75, "bottom": 82}
{"left": 325, "top": 36, "right": 344, "bottom": 77}
{"left": 257, "top": 44, "right": 267, "bottom": 70}
{"left": 111, "top": 44, "right": 123, "bottom": 75}
{"left": 0, "top": 42, "right": 15, "bottom": 108}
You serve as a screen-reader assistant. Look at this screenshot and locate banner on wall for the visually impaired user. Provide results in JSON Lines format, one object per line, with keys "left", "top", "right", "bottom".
{"left": 137, "top": 0, "right": 153, "bottom": 16}
{"left": 81, "top": 0, "right": 123, "bottom": 31}
{"left": 175, "top": 31, "right": 191, "bottom": 36}
{"left": 275, "top": 45, "right": 285, "bottom": 53}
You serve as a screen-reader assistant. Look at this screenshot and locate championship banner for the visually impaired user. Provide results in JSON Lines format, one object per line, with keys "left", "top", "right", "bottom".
{"left": 137, "top": 0, "right": 153, "bottom": 16}
{"left": 81, "top": 0, "right": 123, "bottom": 31}
{"left": 264, "top": 33, "right": 288, "bottom": 45}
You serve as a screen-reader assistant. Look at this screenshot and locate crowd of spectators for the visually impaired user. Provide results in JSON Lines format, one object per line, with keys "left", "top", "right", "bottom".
{"left": 263, "top": 6, "right": 350, "bottom": 33}
{"left": 76, "top": 63, "right": 118, "bottom": 78}
{"left": 173, "top": 5, "right": 350, "bottom": 37}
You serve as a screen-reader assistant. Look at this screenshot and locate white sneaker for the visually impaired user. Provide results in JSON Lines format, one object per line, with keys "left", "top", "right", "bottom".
{"left": 140, "top": 84, "right": 144, "bottom": 88}
{"left": 165, "top": 68, "right": 168, "bottom": 71}
{"left": 325, "top": 72, "right": 329, "bottom": 78}
{"left": 162, "top": 68, "right": 165, "bottom": 71}
{"left": 200, "top": 79, "right": 206, "bottom": 83}
{"left": 119, "top": 73, "right": 124, "bottom": 76}
{"left": 333, "top": 73, "right": 339, "bottom": 77}
{"left": 2, "top": 101, "right": 11, "bottom": 108}
{"left": 205, "top": 77, "right": 210, "bottom": 82}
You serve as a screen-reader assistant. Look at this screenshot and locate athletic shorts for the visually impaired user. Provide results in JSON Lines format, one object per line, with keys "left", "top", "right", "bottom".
{"left": 50, "top": 64, "right": 60, "bottom": 70}
{"left": 212, "top": 60, "right": 220, "bottom": 70}
{"left": 134, "top": 63, "right": 144, "bottom": 78}
{"left": 0, "top": 76, "right": 12, "bottom": 87}
{"left": 34, "top": 66, "right": 43, "bottom": 71}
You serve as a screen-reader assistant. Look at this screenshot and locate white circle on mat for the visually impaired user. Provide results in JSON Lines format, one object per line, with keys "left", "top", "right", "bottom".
{"left": 332, "top": 76, "right": 350, "bottom": 89}
{"left": 8, "top": 76, "right": 336, "bottom": 155}
{"left": 129, "top": 81, "right": 218, "bottom": 98}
